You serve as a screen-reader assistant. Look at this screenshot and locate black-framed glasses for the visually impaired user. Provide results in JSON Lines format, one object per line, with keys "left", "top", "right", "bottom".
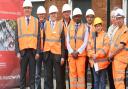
{"left": 24, "top": 7, "right": 32, "bottom": 9}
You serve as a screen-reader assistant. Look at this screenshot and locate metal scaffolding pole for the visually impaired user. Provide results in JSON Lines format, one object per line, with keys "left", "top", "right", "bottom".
{"left": 107, "top": 0, "right": 110, "bottom": 30}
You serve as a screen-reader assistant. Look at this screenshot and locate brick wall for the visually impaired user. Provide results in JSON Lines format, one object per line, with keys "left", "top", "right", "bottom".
{"left": 43, "top": 0, "right": 122, "bottom": 29}
{"left": 92, "top": 0, "right": 122, "bottom": 31}
{"left": 110, "top": 0, "right": 122, "bottom": 9}
{"left": 92, "top": 0, "right": 107, "bottom": 30}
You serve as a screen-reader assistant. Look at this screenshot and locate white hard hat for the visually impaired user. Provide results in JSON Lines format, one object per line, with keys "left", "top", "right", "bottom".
{"left": 37, "top": 6, "right": 46, "bottom": 14}
{"left": 23, "top": 0, "right": 32, "bottom": 7}
{"left": 86, "top": 9, "right": 95, "bottom": 16}
{"left": 49, "top": 5, "right": 58, "bottom": 14}
{"left": 111, "top": 10, "right": 116, "bottom": 17}
{"left": 115, "top": 8, "right": 125, "bottom": 17}
{"left": 73, "top": 8, "right": 82, "bottom": 16}
{"left": 62, "top": 4, "right": 71, "bottom": 12}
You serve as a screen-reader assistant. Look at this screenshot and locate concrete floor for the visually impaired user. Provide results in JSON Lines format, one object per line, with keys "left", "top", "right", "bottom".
{"left": 13, "top": 78, "right": 110, "bottom": 89}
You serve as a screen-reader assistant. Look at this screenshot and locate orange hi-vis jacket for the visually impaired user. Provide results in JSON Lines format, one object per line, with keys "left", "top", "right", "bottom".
{"left": 60, "top": 19, "right": 71, "bottom": 49}
{"left": 17, "top": 16, "right": 38, "bottom": 50}
{"left": 87, "top": 31, "right": 110, "bottom": 70}
{"left": 43, "top": 20, "right": 63, "bottom": 54}
{"left": 60, "top": 18, "right": 71, "bottom": 36}
{"left": 68, "top": 20, "right": 86, "bottom": 56}
{"left": 109, "top": 24, "right": 128, "bottom": 63}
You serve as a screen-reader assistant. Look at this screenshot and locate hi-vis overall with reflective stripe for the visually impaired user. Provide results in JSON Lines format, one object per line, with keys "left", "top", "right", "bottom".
{"left": 43, "top": 21, "right": 63, "bottom": 54}
{"left": 109, "top": 24, "right": 128, "bottom": 89}
{"left": 87, "top": 31, "right": 110, "bottom": 70}
{"left": 67, "top": 20, "right": 87, "bottom": 89}
{"left": 17, "top": 16, "right": 38, "bottom": 50}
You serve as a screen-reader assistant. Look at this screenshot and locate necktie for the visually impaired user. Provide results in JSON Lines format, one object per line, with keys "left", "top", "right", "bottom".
{"left": 50, "top": 21, "right": 54, "bottom": 31}
{"left": 40, "top": 22, "right": 44, "bottom": 29}
{"left": 88, "top": 26, "right": 90, "bottom": 33}
{"left": 74, "top": 24, "right": 79, "bottom": 48}
{"left": 27, "top": 17, "right": 29, "bottom": 25}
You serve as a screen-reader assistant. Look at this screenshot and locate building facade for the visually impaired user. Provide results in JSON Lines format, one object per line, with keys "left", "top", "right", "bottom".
{"left": 31, "top": 0, "right": 127, "bottom": 30}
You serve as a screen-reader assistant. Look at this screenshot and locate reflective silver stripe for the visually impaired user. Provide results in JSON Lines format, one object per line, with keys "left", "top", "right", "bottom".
{"left": 77, "top": 84, "right": 85, "bottom": 88}
{"left": 114, "top": 78, "right": 124, "bottom": 82}
{"left": 90, "top": 58, "right": 108, "bottom": 62}
{"left": 18, "top": 34, "right": 37, "bottom": 38}
{"left": 88, "top": 41, "right": 91, "bottom": 45}
{"left": 70, "top": 77, "right": 77, "bottom": 82}
{"left": 77, "top": 77, "right": 85, "bottom": 88}
{"left": 34, "top": 17, "right": 37, "bottom": 35}
{"left": 70, "top": 36, "right": 74, "bottom": 39}
{"left": 78, "top": 77, "right": 85, "bottom": 82}
{"left": 102, "top": 33, "right": 107, "bottom": 45}
{"left": 96, "top": 58, "right": 108, "bottom": 62}
{"left": 44, "top": 21, "right": 46, "bottom": 29}
{"left": 18, "top": 18, "right": 22, "bottom": 36}
{"left": 82, "top": 24, "right": 86, "bottom": 39}
{"left": 115, "top": 70, "right": 125, "bottom": 74}
{"left": 101, "top": 49, "right": 106, "bottom": 55}
{"left": 68, "top": 24, "right": 71, "bottom": 38}
{"left": 104, "top": 43, "right": 109, "bottom": 46}
{"left": 114, "top": 44, "right": 118, "bottom": 49}
{"left": 45, "top": 38, "right": 61, "bottom": 42}
{"left": 58, "top": 21, "right": 63, "bottom": 34}
{"left": 70, "top": 84, "right": 77, "bottom": 88}
{"left": 96, "top": 48, "right": 106, "bottom": 55}
{"left": 70, "top": 36, "right": 83, "bottom": 40}
{"left": 112, "top": 29, "right": 127, "bottom": 46}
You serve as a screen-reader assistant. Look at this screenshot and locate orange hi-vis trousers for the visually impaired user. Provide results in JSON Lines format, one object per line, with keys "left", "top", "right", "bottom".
{"left": 68, "top": 56, "right": 86, "bottom": 89}
{"left": 112, "top": 59, "right": 128, "bottom": 89}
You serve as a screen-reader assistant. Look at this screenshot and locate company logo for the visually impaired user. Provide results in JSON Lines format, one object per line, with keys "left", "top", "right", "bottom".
{"left": 0, "top": 75, "right": 20, "bottom": 80}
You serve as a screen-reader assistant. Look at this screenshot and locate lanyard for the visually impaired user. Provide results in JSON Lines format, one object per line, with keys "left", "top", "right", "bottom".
{"left": 74, "top": 24, "right": 79, "bottom": 48}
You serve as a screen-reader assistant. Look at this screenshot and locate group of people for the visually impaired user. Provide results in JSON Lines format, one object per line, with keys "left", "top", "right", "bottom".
{"left": 15, "top": 0, "right": 128, "bottom": 89}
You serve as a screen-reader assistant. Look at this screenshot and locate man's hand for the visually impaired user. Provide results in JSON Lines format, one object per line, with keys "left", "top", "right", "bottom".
{"left": 35, "top": 53, "right": 40, "bottom": 60}
{"left": 60, "top": 58, "right": 65, "bottom": 66}
{"left": 71, "top": 51, "right": 79, "bottom": 59}
{"left": 17, "top": 53, "right": 21, "bottom": 59}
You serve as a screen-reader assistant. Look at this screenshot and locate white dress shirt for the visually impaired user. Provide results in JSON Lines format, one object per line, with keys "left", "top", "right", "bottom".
{"left": 66, "top": 24, "right": 89, "bottom": 54}
{"left": 25, "top": 16, "right": 31, "bottom": 25}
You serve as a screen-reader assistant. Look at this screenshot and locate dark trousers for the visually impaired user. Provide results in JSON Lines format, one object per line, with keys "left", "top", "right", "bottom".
{"left": 61, "top": 49, "right": 68, "bottom": 89}
{"left": 43, "top": 51, "right": 64, "bottom": 89}
{"left": 35, "top": 52, "right": 43, "bottom": 89}
{"left": 61, "top": 62, "right": 66, "bottom": 89}
{"left": 20, "top": 48, "right": 36, "bottom": 89}
{"left": 107, "top": 62, "right": 115, "bottom": 89}
{"left": 92, "top": 68, "right": 107, "bottom": 89}
{"left": 85, "top": 56, "right": 94, "bottom": 89}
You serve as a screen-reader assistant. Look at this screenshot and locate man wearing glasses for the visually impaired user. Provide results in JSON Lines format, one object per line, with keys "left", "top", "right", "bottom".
{"left": 85, "top": 9, "right": 95, "bottom": 89}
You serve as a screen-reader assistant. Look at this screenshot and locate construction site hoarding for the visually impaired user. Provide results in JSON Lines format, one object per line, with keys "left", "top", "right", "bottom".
{"left": 0, "top": 0, "right": 23, "bottom": 88}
